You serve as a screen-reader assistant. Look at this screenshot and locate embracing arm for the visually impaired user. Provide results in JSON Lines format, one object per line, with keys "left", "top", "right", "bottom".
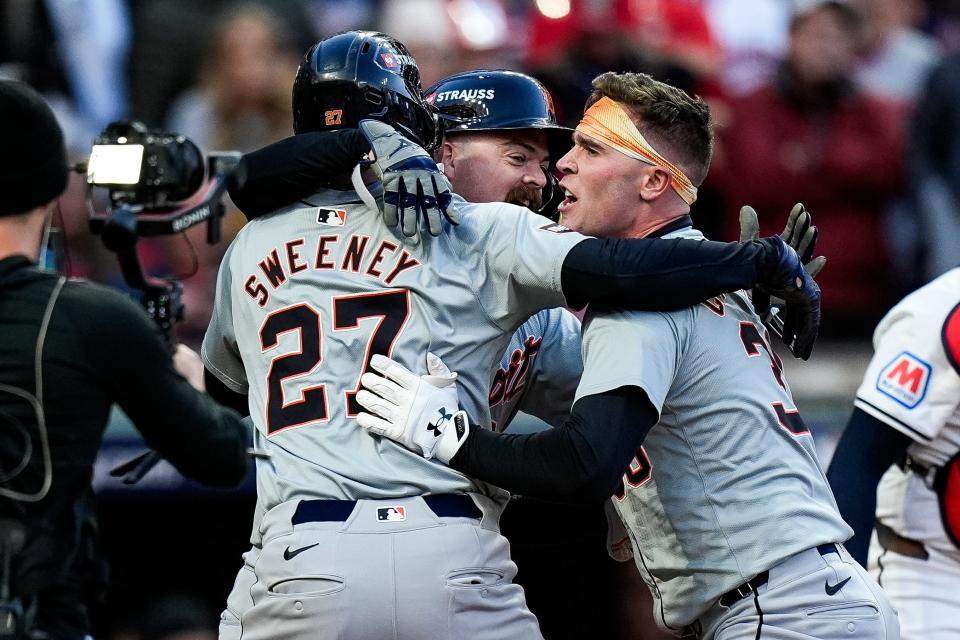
{"left": 826, "top": 408, "right": 912, "bottom": 566}
{"left": 451, "top": 387, "right": 657, "bottom": 502}
{"left": 229, "top": 130, "right": 370, "bottom": 218}
{"left": 232, "top": 133, "right": 799, "bottom": 313}
{"left": 562, "top": 235, "right": 774, "bottom": 310}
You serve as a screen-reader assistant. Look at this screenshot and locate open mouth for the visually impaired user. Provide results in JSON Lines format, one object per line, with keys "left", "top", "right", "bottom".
{"left": 558, "top": 188, "right": 578, "bottom": 212}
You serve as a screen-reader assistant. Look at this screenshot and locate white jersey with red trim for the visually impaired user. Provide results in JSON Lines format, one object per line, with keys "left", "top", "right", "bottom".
{"left": 855, "top": 267, "right": 960, "bottom": 558}
{"left": 202, "top": 190, "right": 586, "bottom": 511}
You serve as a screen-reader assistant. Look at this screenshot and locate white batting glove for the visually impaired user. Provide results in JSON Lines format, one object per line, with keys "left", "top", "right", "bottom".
{"left": 356, "top": 353, "right": 470, "bottom": 463}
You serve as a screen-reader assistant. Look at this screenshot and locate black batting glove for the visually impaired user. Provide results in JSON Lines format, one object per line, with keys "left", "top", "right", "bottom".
{"left": 755, "top": 236, "right": 822, "bottom": 360}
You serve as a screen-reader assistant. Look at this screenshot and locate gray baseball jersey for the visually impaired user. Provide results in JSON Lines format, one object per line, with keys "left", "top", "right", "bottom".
{"left": 574, "top": 227, "right": 852, "bottom": 630}
{"left": 202, "top": 189, "right": 586, "bottom": 512}
{"left": 491, "top": 307, "right": 583, "bottom": 432}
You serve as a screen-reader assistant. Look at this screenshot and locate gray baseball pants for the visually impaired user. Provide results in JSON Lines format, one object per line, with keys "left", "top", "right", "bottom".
{"left": 689, "top": 543, "right": 899, "bottom": 639}
{"left": 226, "top": 494, "right": 542, "bottom": 640}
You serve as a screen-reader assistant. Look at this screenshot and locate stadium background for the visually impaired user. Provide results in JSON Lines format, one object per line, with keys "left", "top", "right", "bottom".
{"left": 2, "top": 0, "right": 955, "bottom": 637}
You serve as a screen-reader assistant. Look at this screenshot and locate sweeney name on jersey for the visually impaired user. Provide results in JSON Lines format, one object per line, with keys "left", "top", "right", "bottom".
{"left": 243, "top": 233, "right": 422, "bottom": 307}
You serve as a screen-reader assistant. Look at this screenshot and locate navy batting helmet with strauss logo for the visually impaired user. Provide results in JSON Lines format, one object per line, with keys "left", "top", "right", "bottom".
{"left": 424, "top": 70, "right": 572, "bottom": 159}
{"left": 293, "top": 31, "right": 440, "bottom": 151}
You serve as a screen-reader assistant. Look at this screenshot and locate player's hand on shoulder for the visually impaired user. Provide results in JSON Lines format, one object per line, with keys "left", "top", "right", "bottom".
{"left": 358, "top": 119, "right": 460, "bottom": 238}
{"left": 356, "top": 352, "right": 470, "bottom": 463}
{"left": 740, "top": 203, "right": 826, "bottom": 361}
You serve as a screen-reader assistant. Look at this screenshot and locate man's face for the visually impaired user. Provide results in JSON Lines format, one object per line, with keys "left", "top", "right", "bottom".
{"left": 555, "top": 131, "right": 646, "bottom": 238}
{"left": 789, "top": 8, "right": 857, "bottom": 86}
{"left": 441, "top": 130, "right": 550, "bottom": 208}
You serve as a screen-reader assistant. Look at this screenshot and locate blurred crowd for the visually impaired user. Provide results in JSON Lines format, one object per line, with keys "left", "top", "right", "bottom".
{"left": 2, "top": 0, "right": 959, "bottom": 345}
{"left": 3, "top": 2, "right": 954, "bottom": 639}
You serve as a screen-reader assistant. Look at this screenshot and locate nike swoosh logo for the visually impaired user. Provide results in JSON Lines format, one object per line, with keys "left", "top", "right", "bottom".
{"left": 824, "top": 576, "right": 851, "bottom": 596}
{"left": 283, "top": 543, "right": 319, "bottom": 561}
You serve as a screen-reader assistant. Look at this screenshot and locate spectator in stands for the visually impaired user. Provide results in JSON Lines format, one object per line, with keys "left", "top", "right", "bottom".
{"left": 852, "top": 0, "right": 940, "bottom": 104}
{"left": 711, "top": 0, "right": 905, "bottom": 335}
{"left": 165, "top": 3, "right": 297, "bottom": 154}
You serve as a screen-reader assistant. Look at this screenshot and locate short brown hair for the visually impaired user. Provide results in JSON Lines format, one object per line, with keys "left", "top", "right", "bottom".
{"left": 586, "top": 72, "right": 714, "bottom": 186}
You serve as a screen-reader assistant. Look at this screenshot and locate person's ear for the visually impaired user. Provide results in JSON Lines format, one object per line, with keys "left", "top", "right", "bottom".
{"left": 439, "top": 140, "right": 457, "bottom": 178}
{"left": 638, "top": 166, "right": 672, "bottom": 202}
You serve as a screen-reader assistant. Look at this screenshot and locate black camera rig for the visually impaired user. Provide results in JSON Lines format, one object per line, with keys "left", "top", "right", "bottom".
{"left": 85, "top": 121, "right": 243, "bottom": 346}
{"left": 84, "top": 121, "right": 244, "bottom": 484}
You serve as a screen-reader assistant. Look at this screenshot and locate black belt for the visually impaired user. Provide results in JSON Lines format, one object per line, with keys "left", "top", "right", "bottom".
{"left": 292, "top": 494, "right": 482, "bottom": 525}
{"left": 717, "top": 543, "right": 841, "bottom": 608}
{"left": 896, "top": 453, "right": 934, "bottom": 479}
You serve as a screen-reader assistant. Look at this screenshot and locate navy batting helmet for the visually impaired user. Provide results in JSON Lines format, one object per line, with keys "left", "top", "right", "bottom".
{"left": 293, "top": 31, "right": 439, "bottom": 150}
{"left": 424, "top": 70, "right": 572, "bottom": 158}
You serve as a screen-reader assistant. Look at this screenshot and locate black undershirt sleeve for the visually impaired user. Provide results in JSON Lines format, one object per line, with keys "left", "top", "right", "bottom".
{"left": 826, "top": 407, "right": 912, "bottom": 566}
{"left": 561, "top": 236, "right": 768, "bottom": 311}
{"left": 449, "top": 386, "right": 658, "bottom": 503}
{"left": 79, "top": 288, "right": 250, "bottom": 487}
{"left": 229, "top": 130, "right": 370, "bottom": 219}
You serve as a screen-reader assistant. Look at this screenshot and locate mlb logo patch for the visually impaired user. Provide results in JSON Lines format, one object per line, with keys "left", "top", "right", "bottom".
{"left": 538, "top": 222, "right": 572, "bottom": 233}
{"left": 316, "top": 208, "right": 346, "bottom": 226}
{"left": 376, "top": 506, "right": 406, "bottom": 522}
{"left": 380, "top": 52, "right": 398, "bottom": 69}
{"left": 876, "top": 351, "right": 932, "bottom": 409}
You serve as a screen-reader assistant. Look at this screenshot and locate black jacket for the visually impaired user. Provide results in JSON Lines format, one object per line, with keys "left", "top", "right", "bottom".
{"left": 0, "top": 256, "right": 248, "bottom": 638}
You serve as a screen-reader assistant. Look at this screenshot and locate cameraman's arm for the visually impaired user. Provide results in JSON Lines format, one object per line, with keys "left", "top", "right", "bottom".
{"left": 230, "top": 130, "right": 370, "bottom": 219}
{"left": 80, "top": 286, "right": 249, "bottom": 486}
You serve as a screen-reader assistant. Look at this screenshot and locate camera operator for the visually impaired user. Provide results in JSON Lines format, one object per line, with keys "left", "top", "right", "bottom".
{"left": 0, "top": 80, "right": 249, "bottom": 640}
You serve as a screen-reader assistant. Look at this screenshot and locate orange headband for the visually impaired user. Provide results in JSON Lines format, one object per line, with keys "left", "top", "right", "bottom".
{"left": 576, "top": 96, "right": 698, "bottom": 205}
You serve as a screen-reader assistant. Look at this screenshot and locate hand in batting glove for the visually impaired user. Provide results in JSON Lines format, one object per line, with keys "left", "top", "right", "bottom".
{"left": 740, "top": 203, "right": 826, "bottom": 316}
{"left": 355, "top": 353, "right": 470, "bottom": 463}
{"left": 739, "top": 203, "right": 826, "bottom": 360}
{"left": 358, "top": 120, "right": 459, "bottom": 237}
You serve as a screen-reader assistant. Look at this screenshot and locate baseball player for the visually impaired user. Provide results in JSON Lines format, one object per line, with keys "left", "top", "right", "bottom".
{"left": 214, "top": 68, "right": 588, "bottom": 639}
{"left": 827, "top": 268, "right": 960, "bottom": 639}
{"left": 214, "top": 62, "right": 824, "bottom": 640}
{"left": 355, "top": 71, "right": 899, "bottom": 639}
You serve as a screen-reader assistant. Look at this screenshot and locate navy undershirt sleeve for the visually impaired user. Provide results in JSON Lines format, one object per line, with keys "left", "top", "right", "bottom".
{"left": 450, "top": 386, "right": 658, "bottom": 502}
{"left": 561, "top": 236, "right": 764, "bottom": 311}
{"left": 826, "top": 407, "right": 912, "bottom": 566}
{"left": 230, "top": 130, "right": 370, "bottom": 219}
